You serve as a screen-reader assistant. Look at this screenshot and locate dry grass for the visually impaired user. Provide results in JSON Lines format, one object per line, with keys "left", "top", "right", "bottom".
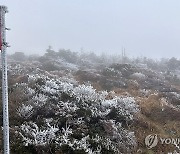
{"left": 132, "top": 90, "right": 180, "bottom": 153}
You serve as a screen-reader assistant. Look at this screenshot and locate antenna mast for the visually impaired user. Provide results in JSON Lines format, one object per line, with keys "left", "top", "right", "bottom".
{"left": 0, "top": 5, "right": 10, "bottom": 154}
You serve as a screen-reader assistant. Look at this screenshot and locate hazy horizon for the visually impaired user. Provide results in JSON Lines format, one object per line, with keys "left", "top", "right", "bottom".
{"left": 1, "top": 0, "right": 180, "bottom": 59}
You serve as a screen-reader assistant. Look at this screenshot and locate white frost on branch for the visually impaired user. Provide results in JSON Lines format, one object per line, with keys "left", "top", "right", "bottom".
{"left": 17, "top": 104, "right": 34, "bottom": 119}
{"left": 73, "top": 84, "right": 108, "bottom": 102}
{"left": 101, "top": 96, "right": 139, "bottom": 120}
{"left": 15, "top": 73, "right": 139, "bottom": 153}
{"left": 32, "top": 94, "right": 48, "bottom": 107}
{"left": 20, "top": 121, "right": 59, "bottom": 146}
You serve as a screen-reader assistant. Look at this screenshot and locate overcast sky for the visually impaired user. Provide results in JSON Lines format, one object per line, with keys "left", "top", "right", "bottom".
{"left": 1, "top": 0, "right": 180, "bottom": 58}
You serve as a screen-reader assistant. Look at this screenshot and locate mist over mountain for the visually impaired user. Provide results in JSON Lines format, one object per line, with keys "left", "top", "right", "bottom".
{"left": 2, "top": 0, "right": 180, "bottom": 58}
{"left": 0, "top": 1, "right": 180, "bottom": 153}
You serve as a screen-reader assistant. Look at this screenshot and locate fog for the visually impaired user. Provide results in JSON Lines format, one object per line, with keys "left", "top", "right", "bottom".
{"left": 1, "top": 1, "right": 180, "bottom": 153}
{"left": 2, "top": 0, "right": 180, "bottom": 58}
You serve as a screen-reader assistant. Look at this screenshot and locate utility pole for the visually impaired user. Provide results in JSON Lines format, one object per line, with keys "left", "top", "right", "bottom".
{"left": 0, "top": 5, "right": 10, "bottom": 154}
{"left": 121, "top": 47, "right": 126, "bottom": 64}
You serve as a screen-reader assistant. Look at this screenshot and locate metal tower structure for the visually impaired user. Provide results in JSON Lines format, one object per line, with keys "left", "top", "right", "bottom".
{"left": 0, "top": 5, "right": 10, "bottom": 154}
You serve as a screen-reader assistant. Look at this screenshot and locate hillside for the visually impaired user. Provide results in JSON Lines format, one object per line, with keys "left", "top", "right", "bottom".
{"left": 0, "top": 50, "right": 180, "bottom": 154}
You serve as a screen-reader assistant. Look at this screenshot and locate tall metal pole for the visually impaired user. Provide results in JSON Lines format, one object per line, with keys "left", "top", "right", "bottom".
{"left": 0, "top": 5, "right": 10, "bottom": 154}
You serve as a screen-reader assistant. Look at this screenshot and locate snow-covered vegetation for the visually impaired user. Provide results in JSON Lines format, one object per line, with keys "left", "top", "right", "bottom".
{"left": 0, "top": 49, "right": 179, "bottom": 153}
{"left": 12, "top": 74, "right": 139, "bottom": 153}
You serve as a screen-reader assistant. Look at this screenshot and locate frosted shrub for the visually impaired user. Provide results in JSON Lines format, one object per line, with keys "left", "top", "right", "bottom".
{"left": 73, "top": 84, "right": 108, "bottom": 103}
{"left": 102, "top": 120, "right": 137, "bottom": 152}
{"left": 56, "top": 101, "right": 79, "bottom": 116}
{"left": 32, "top": 93, "right": 48, "bottom": 107}
{"left": 101, "top": 96, "right": 139, "bottom": 121}
{"left": 17, "top": 104, "right": 34, "bottom": 119}
{"left": 73, "top": 84, "right": 98, "bottom": 102}
{"left": 131, "top": 72, "right": 146, "bottom": 79}
{"left": 15, "top": 74, "right": 139, "bottom": 153}
{"left": 20, "top": 121, "right": 59, "bottom": 146}
{"left": 170, "top": 92, "right": 180, "bottom": 99}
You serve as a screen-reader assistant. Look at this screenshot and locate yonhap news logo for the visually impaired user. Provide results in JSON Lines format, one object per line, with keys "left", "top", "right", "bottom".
{"left": 145, "top": 134, "right": 158, "bottom": 149}
{"left": 145, "top": 134, "right": 180, "bottom": 149}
